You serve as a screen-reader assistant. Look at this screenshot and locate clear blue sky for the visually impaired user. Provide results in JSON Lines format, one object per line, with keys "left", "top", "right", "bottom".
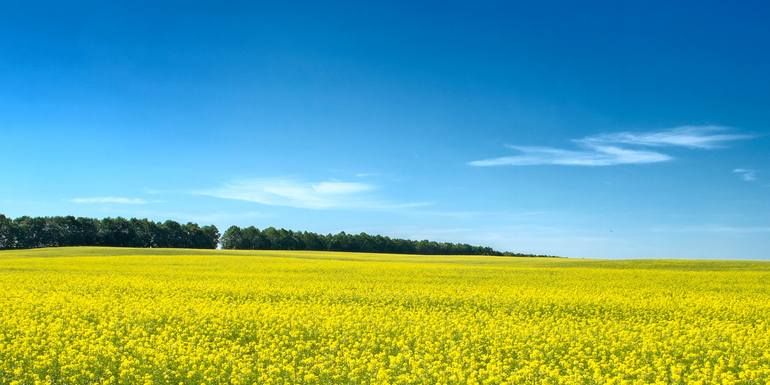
{"left": 2, "top": 1, "right": 768, "bottom": 259}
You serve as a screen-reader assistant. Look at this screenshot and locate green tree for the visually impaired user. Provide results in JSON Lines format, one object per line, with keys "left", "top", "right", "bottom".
{"left": 220, "top": 226, "right": 243, "bottom": 249}
{"left": 0, "top": 214, "right": 17, "bottom": 249}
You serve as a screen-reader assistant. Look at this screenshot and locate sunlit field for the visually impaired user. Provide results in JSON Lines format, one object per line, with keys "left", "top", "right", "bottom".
{"left": 1, "top": 247, "right": 769, "bottom": 384}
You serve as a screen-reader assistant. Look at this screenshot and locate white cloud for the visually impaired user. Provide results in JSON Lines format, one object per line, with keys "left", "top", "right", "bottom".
{"left": 470, "top": 125, "right": 751, "bottom": 167}
{"left": 582, "top": 125, "right": 752, "bottom": 149}
{"left": 313, "top": 181, "right": 373, "bottom": 194}
{"left": 470, "top": 144, "right": 671, "bottom": 167}
{"left": 70, "top": 196, "right": 148, "bottom": 205}
{"left": 196, "top": 178, "right": 430, "bottom": 210}
{"left": 733, "top": 168, "right": 757, "bottom": 182}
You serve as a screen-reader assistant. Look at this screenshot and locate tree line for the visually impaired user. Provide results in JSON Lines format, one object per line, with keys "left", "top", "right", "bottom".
{"left": 221, "top": 225, "right": 552, "bottom": 257}
{"left": 0, "top": 215, "right": 219, "bottom": 249}
{"left": 0, "top": 214, "right": 554, "bottom": 257}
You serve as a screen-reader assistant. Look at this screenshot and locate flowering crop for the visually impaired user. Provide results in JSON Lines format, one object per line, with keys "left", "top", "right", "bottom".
{"left": 0, "top": 247, "right": 769, "bottom": 384}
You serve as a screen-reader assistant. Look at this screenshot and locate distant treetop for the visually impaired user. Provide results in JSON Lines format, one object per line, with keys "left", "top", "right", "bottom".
{"left": 220, "top": 225, "right": 555, "bottom": 257}
{"left": 0, "top": 214, "right": 219, "bottom": 250}
{"left": 0, "top": 214, "right": 556, "bottom": 257}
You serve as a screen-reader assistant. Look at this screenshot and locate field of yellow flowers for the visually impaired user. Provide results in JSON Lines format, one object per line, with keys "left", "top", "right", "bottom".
{"left": 0, "top": 247, "right": 769, "bottom": 384}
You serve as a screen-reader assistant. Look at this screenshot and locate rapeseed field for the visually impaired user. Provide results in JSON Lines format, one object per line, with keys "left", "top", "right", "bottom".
{"left": 0, "top": 247, "right": 768, "bottom": 384}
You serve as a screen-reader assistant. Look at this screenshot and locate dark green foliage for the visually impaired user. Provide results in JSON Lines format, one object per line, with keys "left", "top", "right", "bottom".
{"left": 220, "top": 225, "right": 553, "bottom": 257}
{"left": 0, "top": 214, "right": 17, "bottom": 249}
{"left": 0, "top": 214, "right": 219, "bottom": 250}
{"left": 0, "top": 214, "right": 552, "bottom": 256}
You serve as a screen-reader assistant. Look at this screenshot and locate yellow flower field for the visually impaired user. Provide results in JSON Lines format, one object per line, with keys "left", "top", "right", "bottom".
{"left": 1, "top": 247, "right": 769, "bottom": 384}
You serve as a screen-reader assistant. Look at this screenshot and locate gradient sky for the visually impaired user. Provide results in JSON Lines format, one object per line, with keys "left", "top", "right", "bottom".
{"left": 2, "top": 1, "right": 769, "bottom": 259}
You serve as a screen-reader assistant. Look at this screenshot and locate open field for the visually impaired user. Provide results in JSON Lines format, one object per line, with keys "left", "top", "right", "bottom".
{"left": 1, "top": 248, "right": 769, "bottom": 384}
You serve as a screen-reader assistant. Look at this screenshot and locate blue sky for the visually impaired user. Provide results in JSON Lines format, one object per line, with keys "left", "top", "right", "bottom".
{"left": 1, "top": 1, "right": 769, "bottom": 259}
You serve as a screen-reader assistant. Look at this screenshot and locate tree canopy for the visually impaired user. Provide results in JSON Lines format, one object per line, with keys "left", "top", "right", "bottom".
{"left": 0, "top": 214, "right": 554, "bottom": 257}
{"left": 220, "top": 225, "right": 553, "bottom": 257}
{"left": 0, "top": 214, "right": 219, "bottom": 250}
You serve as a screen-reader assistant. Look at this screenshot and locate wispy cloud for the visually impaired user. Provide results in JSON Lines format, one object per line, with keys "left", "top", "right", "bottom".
{"left": 470, "top": 145, "right": 671, "bottom": 166}
{"left": 312, "top": 181, "right": 373, "bottom": 194}
{"left": 196, "top": 178, "right": 430, "bottom": 210}
{"left": 582, "top": 125, "right": 752, "bottom": 149}
{"left": 69, "top": 196, "right": 149, "bottom": 205}
{"left": 733, "top": 168, "right": 757, "bottom": 182}
{"left": 470, "top": 125, "right": 751, "bottom": 167}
